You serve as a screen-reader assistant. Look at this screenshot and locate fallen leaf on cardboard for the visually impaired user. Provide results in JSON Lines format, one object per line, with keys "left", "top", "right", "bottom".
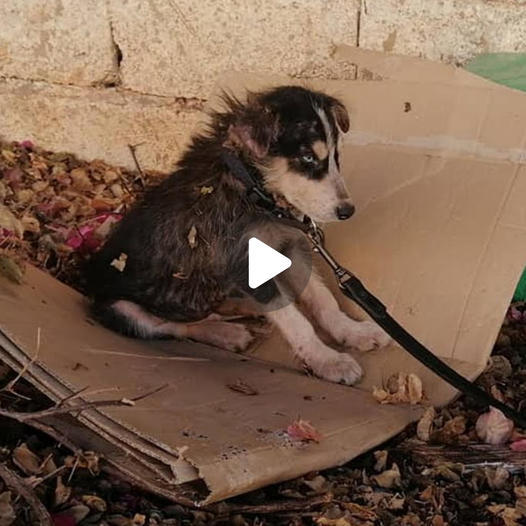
{"left": 110, "top": 252, "right": 128, "bottom": 272}
{"left": 373, "top": 373, "right": 424, "bottom": 405}
{"left": 371, "top": 463, "right": 401, "bottom": 489}
{"left": 0, "top": 255, "right": 24, "bottom": 284}
{"left": 287, "top": 419, "right": 322, "bottom": 443}
{"left": 226, "top": 379, "right": 259, "bottom": 396}
{"left": 0, "top": 492, "right": 16, "bottom": 526}
{"left": 188, "top": 225, "right": 198, "bottom": 249}
{"left": 12, "top": 443, "right": 41, "bottom": 475}
{"left": 416, "top": 406, "right": 435, "bottom": 441}
{"left": 476, "top": 407, "right": 514, "bottom": 445}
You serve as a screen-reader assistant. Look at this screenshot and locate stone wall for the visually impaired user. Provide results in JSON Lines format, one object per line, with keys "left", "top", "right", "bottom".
{"left": 1, "top": 0, "right": 525, "bottom": 171}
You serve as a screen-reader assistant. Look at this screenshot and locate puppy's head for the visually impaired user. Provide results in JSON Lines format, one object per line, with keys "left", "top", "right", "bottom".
{"left": 224, "top": 86, "right": 354, "bottom": 223}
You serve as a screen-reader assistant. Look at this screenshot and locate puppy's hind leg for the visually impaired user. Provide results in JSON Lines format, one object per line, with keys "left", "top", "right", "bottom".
{"left": 92, "top": 300, "right": 254, "bottom": 352}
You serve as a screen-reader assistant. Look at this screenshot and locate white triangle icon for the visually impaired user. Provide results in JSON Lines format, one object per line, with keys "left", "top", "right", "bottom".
{"left": 248, "top": 237, "right": 292, "bottom": 289}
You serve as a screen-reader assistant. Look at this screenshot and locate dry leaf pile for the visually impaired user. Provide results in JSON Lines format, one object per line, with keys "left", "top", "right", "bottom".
{"left": 0, "top": 139, "right": 163, "bottom": 289}
{"left": 3, "top": 141, "right": 526, "bottom": 524}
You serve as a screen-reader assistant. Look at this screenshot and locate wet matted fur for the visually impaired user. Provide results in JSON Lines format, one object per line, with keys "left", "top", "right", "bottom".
{"left": 85, "top": 86, "right": 390, "bottom": 385}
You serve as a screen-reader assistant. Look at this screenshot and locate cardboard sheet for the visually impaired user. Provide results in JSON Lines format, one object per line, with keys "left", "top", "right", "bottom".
{"left": 1, "top": 49, "right": 526, "bottom": 504}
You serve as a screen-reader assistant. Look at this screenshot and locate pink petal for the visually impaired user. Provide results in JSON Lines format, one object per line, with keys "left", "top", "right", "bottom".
{"left": 476, "top": 407, "right": 514, "bottom": 445}
{"left": 19, "top": 140, "right": 34, "bottom": 149}
{"left": 51, "top": 515, "right": 76, "bottom": 526}
{"left": 287, "top": 419, "right": 322, "bottom": 443}
{"left": 510, "top": 439, "right": 526, "bottom": 451}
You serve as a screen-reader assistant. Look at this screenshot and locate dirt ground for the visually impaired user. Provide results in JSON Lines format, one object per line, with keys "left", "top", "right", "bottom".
{"left": 1, "top": 139, "right": 526, "bottom": 526}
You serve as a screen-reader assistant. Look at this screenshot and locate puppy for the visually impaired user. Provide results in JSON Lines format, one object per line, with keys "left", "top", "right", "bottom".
{"left": 85, "top": 86, "right": 390, "bottom": 385}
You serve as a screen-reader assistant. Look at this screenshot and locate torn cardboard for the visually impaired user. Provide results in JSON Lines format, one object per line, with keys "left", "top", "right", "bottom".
{"left": 1, "top": 49, "right": 526, "bottom": 504}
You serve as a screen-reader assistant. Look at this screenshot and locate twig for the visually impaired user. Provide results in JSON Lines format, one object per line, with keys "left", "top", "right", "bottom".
{"left": 1, "top": 327, "right": 41, "bottom": 400}
{"left": 0, "top": 398, "right": 133, "bottom": 422}
{"left": 67, "top": 454, "right": 80, "bottom": 484}
{"left": 128, "top": 143, "right": 146, "bottom": 187}
{"left": 30, "top": 465, "right": 67, "bottom": 489}
{"left": 0, "top": 463, "right": 53, "bottom": 525}
{"left": 211, "top": 493, "right": 332, "bottom": 516}
{"left": 57, "top": 385, "right": 120, "bottom": 407}
{"left": 0, "top": 384, "right": 168, "bottom": 423}
{"left": 396, "top": 439, "right": 526, "bottom": 474}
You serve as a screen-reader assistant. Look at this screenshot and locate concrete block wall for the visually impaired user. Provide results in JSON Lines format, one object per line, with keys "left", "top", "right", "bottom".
{"left": 1, "top": 0, "right": 525, "bottom": 171}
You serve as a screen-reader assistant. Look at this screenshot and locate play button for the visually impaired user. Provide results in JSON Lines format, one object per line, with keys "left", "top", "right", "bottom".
{"left": 248, "top": 237, "right": 292, "bottom": 289}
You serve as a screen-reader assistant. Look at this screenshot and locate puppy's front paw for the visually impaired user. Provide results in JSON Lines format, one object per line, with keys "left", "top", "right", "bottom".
{"left": 331, "top": 317, "right": 391, "bottom": 352}
{"left": 310, "top": 351, "right": 363, "bottom": 386}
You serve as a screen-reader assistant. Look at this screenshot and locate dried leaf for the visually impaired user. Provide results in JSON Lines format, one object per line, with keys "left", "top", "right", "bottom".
{"left": 82, "top": 494, "right": 107, "bottom": 512}
{"left": 200, "top": 186, "right": 214, "bottom": 195}
{"left": 21, "top": 215, "right": 40, "bottom": 234}
{"left": 373, "top": 450, "right": 388, "bottom": 472}
{"left": 373, "top": 373, "right": 424, "bottom": 405}
{"left": 431, "top": 416, "right": 466, "bottom": 444}
{"left": 476, "top": 407, "right": 514, "bottom": 445}
{"left": 110, "top": 252, "right": 128, "bottom": 272}
{"left": 0, "top": 205, "right": 23, "bottom": 238}
{"left": 371, "top": 463, "right": 401, "bottom": 489}
{"left": 0, "top": 492, "right": 16, "bottom": 526}
{"left": 187, "top": 225, "right": 198, "bottom": 249}
{"left": 485, "top": 466, "right": 510, "bottom": 490}
{"left": 226, "top": 379, "right": 259, "bottom": 396}
{"left": 302, "top": 475, "right": 327, "bottom": 493}
{"left": 287, "top": 419, "right": 322, "bottom": 443}
{"left": 387, "top": 495, "right": 406, "bottom": 511}
{"left": 132, "top": 515, "right": 146, "bottom": 526}
{"left": 70, "top": 168, "right": 92, "bottom": 191}
{"left": 488, "top": 504, "right": 522, "bottom": 526}
{"left": 54, "top": 476, "right": 72, "bottom": 506}
{"left": 64, "top": 451, "right": 100, "bottom": 474}
{"left": 316, "top": 519, "right": 352, "bottom": 526}
{"left": 342, "top": 502, "right": 376, "bottom": 521}
{"left": 12, "top": 443, "right": 41, "bottom": 475}
{"left": 416, "top": 406, "right": 436, "bottom": 441}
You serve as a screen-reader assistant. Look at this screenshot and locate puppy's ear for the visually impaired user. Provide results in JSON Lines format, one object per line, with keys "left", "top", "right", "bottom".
{"left": 331, "top": 100, "right": 350, "bottom": 133}
{"left": 226, "top": 105, "right": 279, "bottom": 158}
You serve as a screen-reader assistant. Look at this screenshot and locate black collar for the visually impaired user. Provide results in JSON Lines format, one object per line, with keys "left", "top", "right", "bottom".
{"left": 221, "top": 149, "right": 310, "bottom": 232}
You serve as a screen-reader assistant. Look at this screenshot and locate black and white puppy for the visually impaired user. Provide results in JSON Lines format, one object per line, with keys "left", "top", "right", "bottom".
{"left": 85, "top": 86, "right": 390, "bottom": 385}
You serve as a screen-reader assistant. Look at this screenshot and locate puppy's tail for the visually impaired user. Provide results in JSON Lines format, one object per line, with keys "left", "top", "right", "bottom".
{"left": 89, "top": 299, "right": 176, "bottom": 340}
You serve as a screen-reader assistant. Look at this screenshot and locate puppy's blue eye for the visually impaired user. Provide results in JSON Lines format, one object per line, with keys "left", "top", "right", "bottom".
{"left": 301, "top": 154, "right": 315, "bottom": 163}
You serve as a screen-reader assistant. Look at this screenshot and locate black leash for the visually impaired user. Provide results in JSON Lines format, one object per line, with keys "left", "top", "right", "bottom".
{"left": 222, "top": 150, "right": 526, "bottom": 428}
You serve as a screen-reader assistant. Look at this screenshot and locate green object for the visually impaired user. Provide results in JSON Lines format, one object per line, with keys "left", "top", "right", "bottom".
{"left": 464, "top": 53, "right": 526, "bottom": 301}
{"left": 465, "top": 52, "right": 526, "bottom": 91}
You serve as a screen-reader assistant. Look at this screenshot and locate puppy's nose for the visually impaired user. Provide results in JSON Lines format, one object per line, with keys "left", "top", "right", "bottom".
{"left": 336, "top": 202, "right": 355, "bottom": 220}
